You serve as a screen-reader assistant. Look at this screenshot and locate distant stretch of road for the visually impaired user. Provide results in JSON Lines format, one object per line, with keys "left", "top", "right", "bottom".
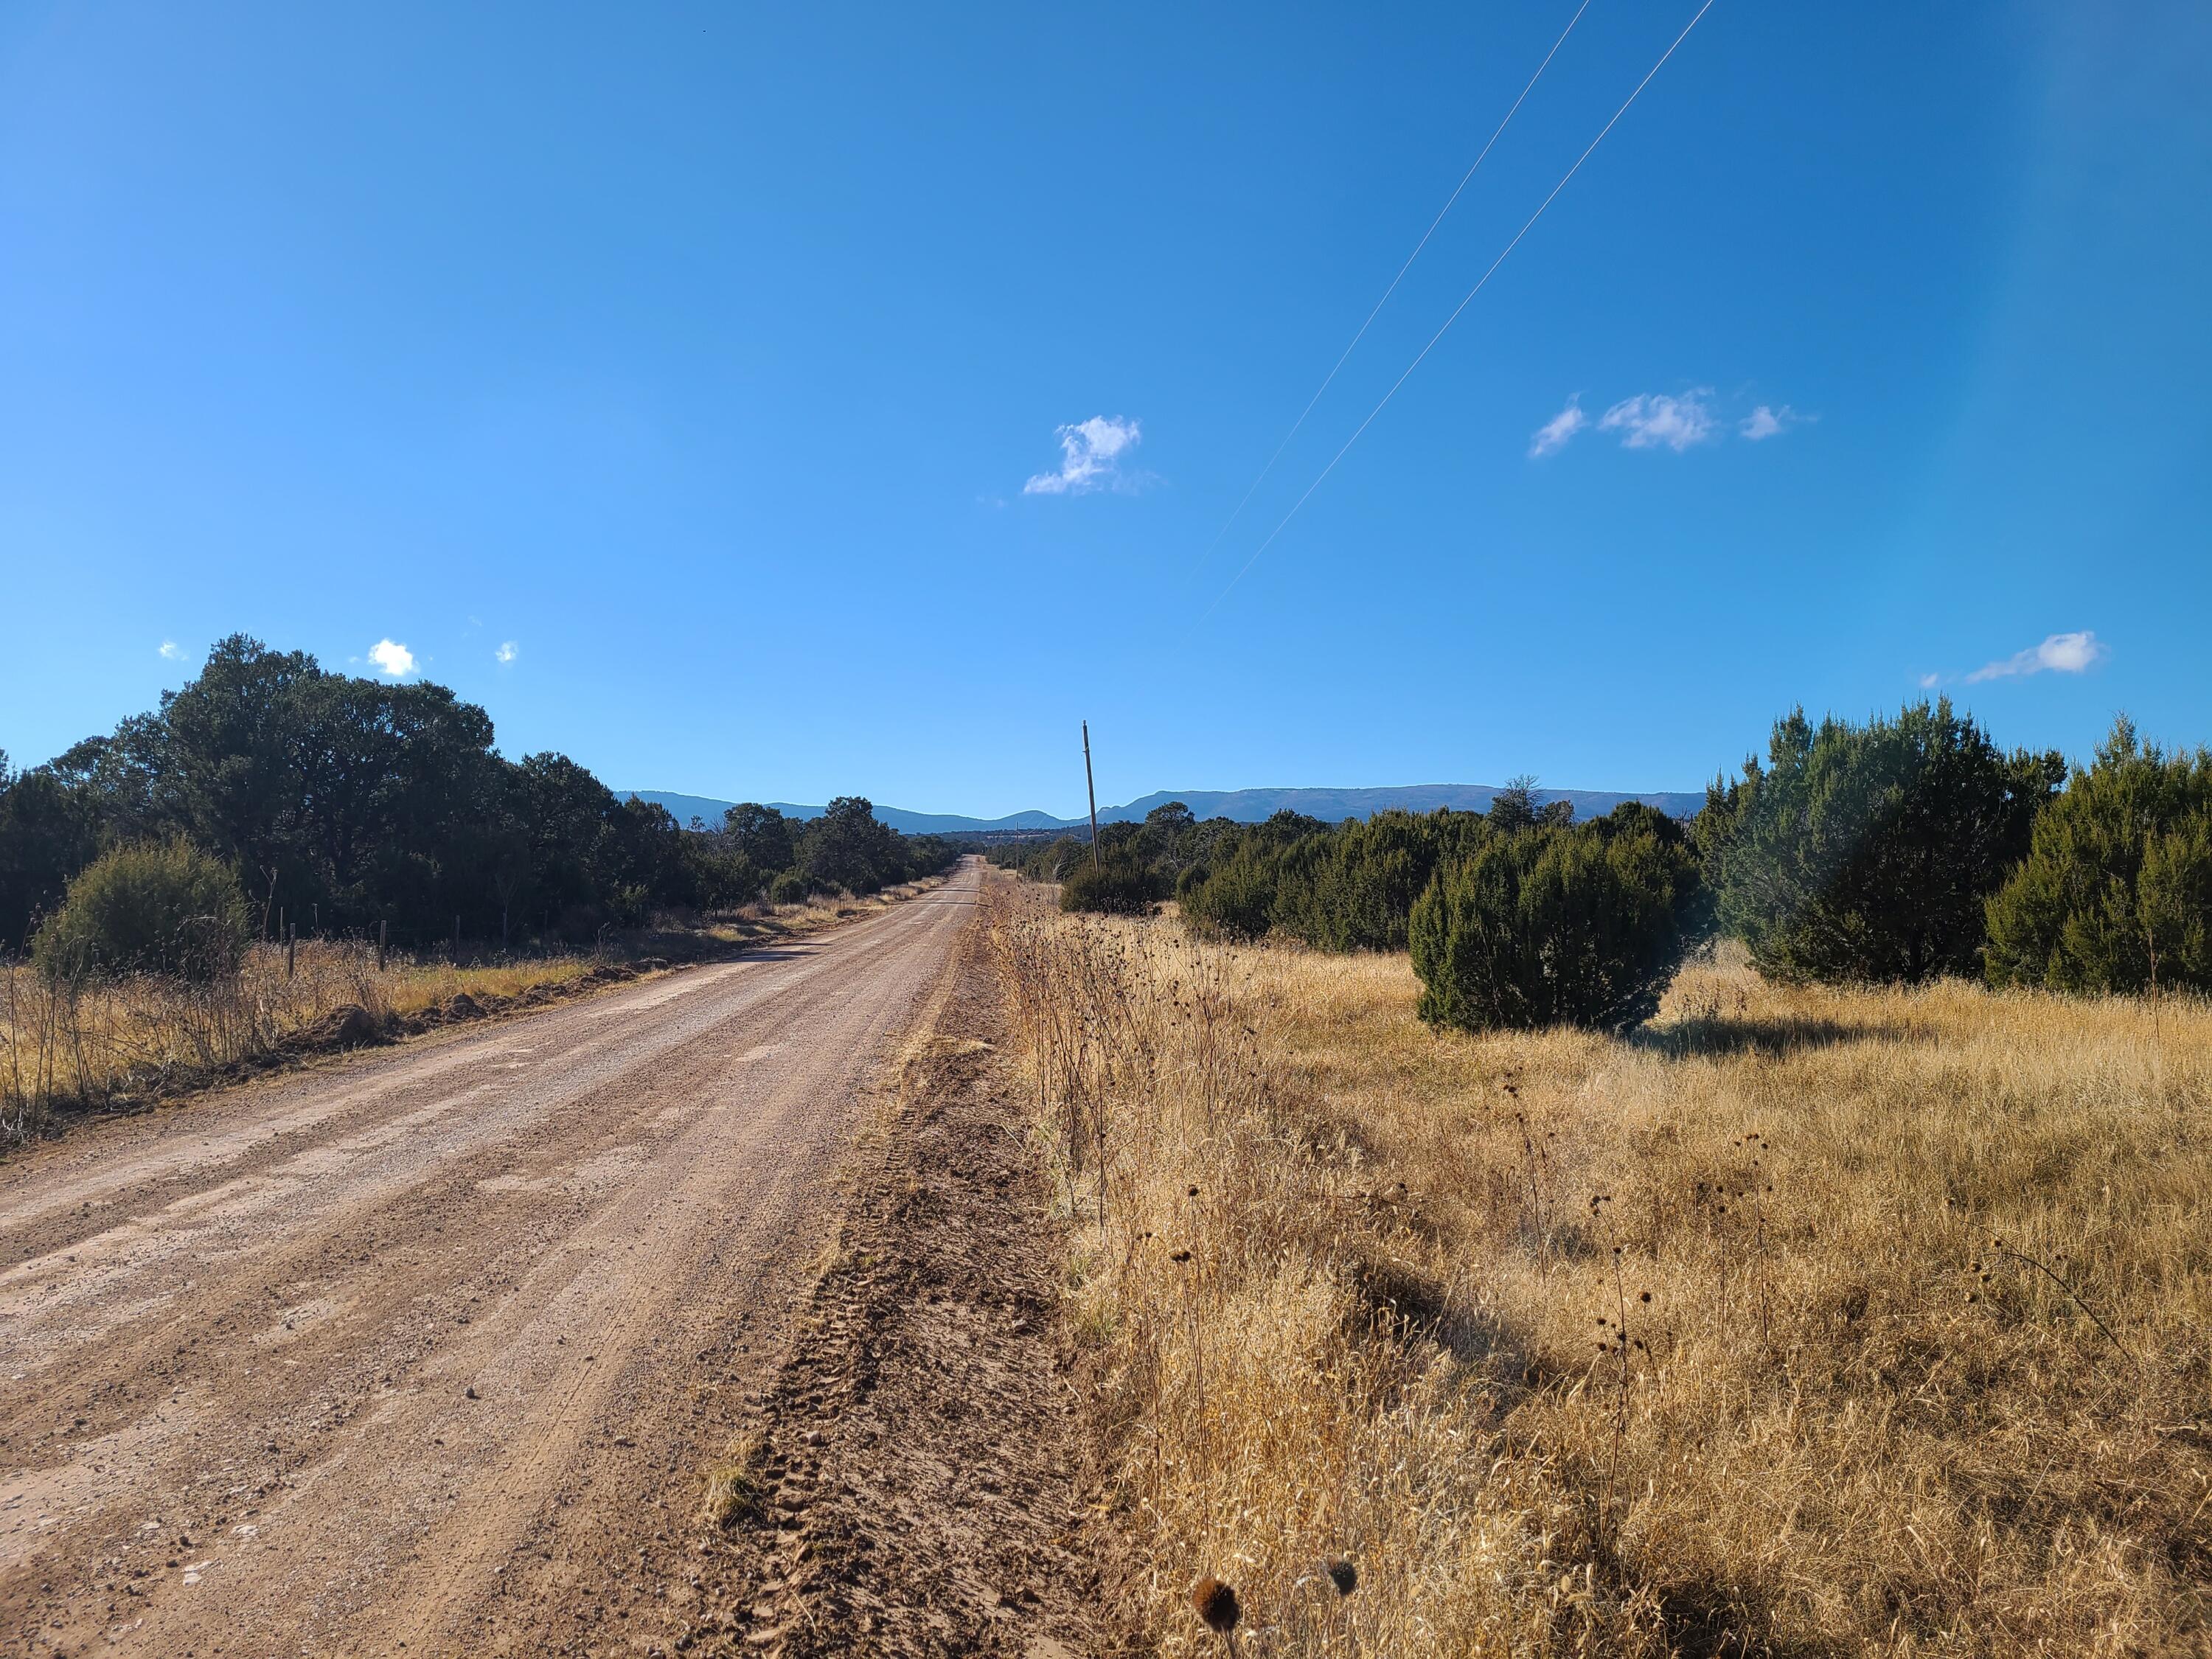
{"left": 0, "top": 860, "right": 981, "bottom": 1656}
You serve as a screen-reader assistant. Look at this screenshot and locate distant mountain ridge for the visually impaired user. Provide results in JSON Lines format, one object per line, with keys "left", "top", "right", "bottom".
{"left": 625, "top": 783, "right": 1705, "bottom": 836}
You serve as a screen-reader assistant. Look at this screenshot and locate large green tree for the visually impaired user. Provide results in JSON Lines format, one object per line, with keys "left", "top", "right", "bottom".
{"left": 0, "top": 636, "right": 782, "bottom": 950}
{"left": 799, "top": 797, "right": 903, "bottom": 894}
{"left": 1700, "top": 700, "right": 2062, "bottom": 984}
{"left": 720, "top": 803, "right": 795, "bottom": 876}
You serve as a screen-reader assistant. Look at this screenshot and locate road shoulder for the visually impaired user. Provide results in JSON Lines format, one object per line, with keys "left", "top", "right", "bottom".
{"left": 686, "top": 911, "right": 1109, "bottom": 1657}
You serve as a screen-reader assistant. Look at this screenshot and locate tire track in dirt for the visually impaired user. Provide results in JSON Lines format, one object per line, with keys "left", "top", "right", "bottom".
{"left": 686, "top": 905, "right": 1109, "bottom": 1658}
{"left": 0, "top": 863, "right": 983, "bottom": 1657}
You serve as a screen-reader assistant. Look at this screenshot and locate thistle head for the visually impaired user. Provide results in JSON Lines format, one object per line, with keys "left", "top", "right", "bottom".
{"left": 1192, "top": 1575, "right": 1241, "bottom": 1634}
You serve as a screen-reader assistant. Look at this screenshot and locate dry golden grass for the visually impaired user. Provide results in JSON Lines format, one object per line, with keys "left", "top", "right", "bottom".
{"left": 701, "top": 1430, "right": 768, "bottom": 1528}
{"left": 0, "top": 873, "right": 948, "bottom": 1140}
{"left": 988, "top": 879, "right": 2212, "bottom": 1655}
{"left": 0, "top": 939, "right": 600, "bottom": 1137}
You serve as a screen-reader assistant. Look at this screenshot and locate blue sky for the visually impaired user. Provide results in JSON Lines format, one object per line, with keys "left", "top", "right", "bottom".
{"left": 2, "top": 1, "right": 2206, "bottom": 817}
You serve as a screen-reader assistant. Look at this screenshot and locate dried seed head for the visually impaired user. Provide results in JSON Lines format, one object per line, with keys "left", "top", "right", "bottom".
{"left": 1192, "top": 1575, "right": 1240, "bottom": 1633}
{"left": 1169, "top": 1249, "right": 1193, "bottom": 1264}
{"left": 1325, "top": 1557, "right": 1358, "bottom": 1597}
{"left": 1639, "top": 1291, "right": 1652, "bottom": 1304}
{"left": 1188, "top": 1185, "right": 1201, "bottom": 1199}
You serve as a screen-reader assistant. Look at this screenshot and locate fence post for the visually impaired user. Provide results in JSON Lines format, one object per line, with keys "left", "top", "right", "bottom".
{"left": 453, "top": 914, "right": 462, "bottom": 963}
{"left": 286, "top": 923, "right": 296, "bottom": 979}
{"left": 377, "top": 919, "right": 387, "bottom": 973}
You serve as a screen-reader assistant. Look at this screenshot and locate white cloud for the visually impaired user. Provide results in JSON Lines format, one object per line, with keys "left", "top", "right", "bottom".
{"left": 1024, "top": 415, "right": 1143, "bottom": 495}
{"left": 1918, "top": 672, "right": 1942, "bottom": 690}
{"left": 495, "top": 641, "right": 518, "bottom": 664}
{"left": 1963, "top": 630, "right": 2108, "bottom": 684}
{"left": 1599, "top": 390, "right": 1716, "bottom": 452}
{"left": 1528, "top": 397, "right": 1588, "bottom": 459}
{"left": 1741, "top": 403, "right": 1812, "bottom": 441}
{"left": 369, "top": 639, "right": 417, "bottom": 678}
{"left": 158, "top": 640, "right": 184, "bottom": 661}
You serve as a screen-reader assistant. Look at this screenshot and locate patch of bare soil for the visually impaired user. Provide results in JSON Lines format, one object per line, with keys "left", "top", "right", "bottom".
{"left": 687, "top": 925, "right": 1112, "bottom": 1658}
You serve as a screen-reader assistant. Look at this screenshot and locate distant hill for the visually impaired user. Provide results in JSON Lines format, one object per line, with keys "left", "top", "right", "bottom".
{"left": 625, "top": 784, "right": 1703, "bottom": 835}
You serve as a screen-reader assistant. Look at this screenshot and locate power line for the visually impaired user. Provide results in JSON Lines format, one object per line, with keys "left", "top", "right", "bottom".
{"left": 1202, "top": 0, "right": 1719, "bottom": 620}
{"left": 1188, "top": 0, "right": 1596, "bottom": 584}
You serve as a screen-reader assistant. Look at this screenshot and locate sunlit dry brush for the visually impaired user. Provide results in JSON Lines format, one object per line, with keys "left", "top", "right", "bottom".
{"left": 986, "top": 878, "right": 2212, "bottom": 1655}
{"left": 0, "top": 939, "right": 596, "bottom": 1137}
{"left": 0, "top": 874, "right": 953, "bottom": 1141}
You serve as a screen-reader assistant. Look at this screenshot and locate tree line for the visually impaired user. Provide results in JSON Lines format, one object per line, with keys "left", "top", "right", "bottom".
{"left": 0, "top": 635, "right": 957, "bottom": 970}
{"left": 1004, "top": 702, "right": 2212, "bottom": 1034}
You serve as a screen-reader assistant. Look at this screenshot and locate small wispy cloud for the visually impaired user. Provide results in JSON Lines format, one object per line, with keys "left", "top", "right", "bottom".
{"left": 158, "top": 640, "right": 184, "bottom": 662}
{"left": 1741, "top": 403, "right": 1812, "bottom": 441}
{"left": 1528, "top": 397, "right": 1588, "bottom": 459}
{"left": 1531, "top": 389, "right": 1814, "bottom": 458}
{"left": 1964, "top": 630, "right": 2107, "bottom": 684}
{"left": 1024, "top": 415, "right": 1144, "bottom": 495}
{"left": 1599, "top": 390, "right": 1717, "bottom": 452}
{"left": 495, "top": 641, "right": 518, "bottom": 665}
{"left": 369, "top": 639, "right": 417, "bottom": 678}
{"left": 1919, "top": 672, "right": 1942, "bottom": 690}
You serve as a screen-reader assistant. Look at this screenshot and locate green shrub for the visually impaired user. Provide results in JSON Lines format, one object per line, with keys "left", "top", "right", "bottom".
{"left": 32, "top": 838, "right": 249, "bottom": 981}
{"left": 1271, "top": 810, "right": 1489, "bottom": 952}
{"left": 1409, "top": 807, "right": 1703, "bottom": 1034}
{"left": 1178, "top": 809, "right": 1493, "bottom": 950}
{"left": 1700, "top": 700, "right": 2062, "bottom": 984}
{"left": 1984, "top": 719, "right": 2212, "bottom": 995}
{"left": 768, "top": 871, "right": 810, "bottom": 905}
{"left": 1022, "top": 835, "right": 1092, "bottom": 883}
{"left": 1060, "top": 857, "right": 1165, "bottom": 917}
{"left": 1177, "top": 841, "right": 1283, "bottom": 939}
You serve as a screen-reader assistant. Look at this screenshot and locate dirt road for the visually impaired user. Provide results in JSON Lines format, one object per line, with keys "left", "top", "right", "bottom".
{"left": 0, "top": 862, "right": 982, "bottom": 1657}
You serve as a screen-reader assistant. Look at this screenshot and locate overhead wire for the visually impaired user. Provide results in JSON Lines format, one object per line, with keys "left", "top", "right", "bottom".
{"left": 1201, "top": 0, "right": 1719, "bottom": 619}
{"left": 1187, "top": 0, "right": 1597, "bottom": 584}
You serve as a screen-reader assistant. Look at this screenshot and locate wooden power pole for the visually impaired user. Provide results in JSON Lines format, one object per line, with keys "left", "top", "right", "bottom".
{"left": 1082, "top": 720, "right": 1102, "bottom": 870}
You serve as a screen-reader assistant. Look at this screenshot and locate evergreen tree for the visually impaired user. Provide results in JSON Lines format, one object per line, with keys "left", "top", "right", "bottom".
{"left": 1700, "top": 700, "right": 2062, "bottom": 984}
{"left": 1984, "top": 718, "right": 2212, "bottom": 994}
{"left": 1409, "top": 805, "right": 1703, "bottom": 1033}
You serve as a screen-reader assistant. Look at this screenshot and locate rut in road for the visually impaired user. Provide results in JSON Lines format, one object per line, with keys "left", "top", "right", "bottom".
{"left": 0, "top": 862, "right": 983, "bottom": 1657}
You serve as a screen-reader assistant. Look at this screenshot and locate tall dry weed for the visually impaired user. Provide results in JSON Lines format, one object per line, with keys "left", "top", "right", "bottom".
{"left": 0, "top": 939, "right": 594, "bottom": 1138}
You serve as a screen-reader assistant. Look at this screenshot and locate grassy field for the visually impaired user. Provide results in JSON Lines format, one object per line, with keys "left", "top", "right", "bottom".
{"left": 989, "top": 880, "right": 2211, "bottom": 1655}
{"left": 0, "top": 877, "right": 944, "bottom": 1141}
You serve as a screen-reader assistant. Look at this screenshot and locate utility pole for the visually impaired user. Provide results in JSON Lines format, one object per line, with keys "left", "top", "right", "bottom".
{"left": 1082, "top": 720, "right": 1102, "bottom": 871}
